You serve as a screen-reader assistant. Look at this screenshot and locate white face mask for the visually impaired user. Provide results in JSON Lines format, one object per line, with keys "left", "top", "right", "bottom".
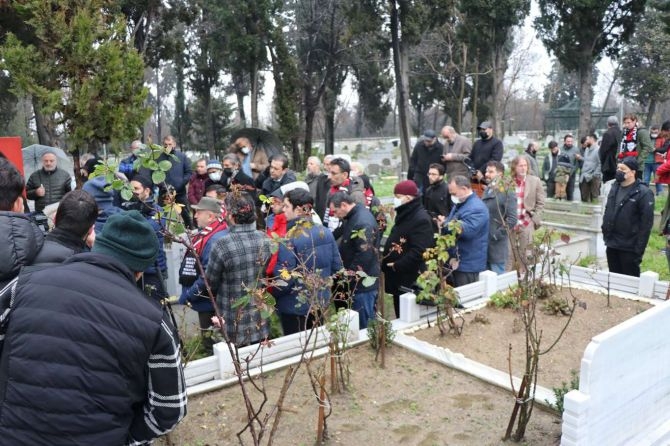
{"left": 241, "top": 146, "right": 250, "bottom": 155}
{"left": 451, "top": 195, "right": 460, "bottom": 205}
{"left": 209, "top": 172, "right": 222, "bottom": 182}
{"left": 393, "top": 197, "right": 404, "bottom": 208}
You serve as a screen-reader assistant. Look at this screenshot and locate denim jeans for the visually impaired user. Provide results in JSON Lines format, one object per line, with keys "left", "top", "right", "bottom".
{"left": 487, "top": 263, "right": 506, "bottom": 274}
{"left": 352, "top": 290, "right": 377, "bottom": 329}
{"left": 643, "top": 162, "right": 663, "bottom": 194}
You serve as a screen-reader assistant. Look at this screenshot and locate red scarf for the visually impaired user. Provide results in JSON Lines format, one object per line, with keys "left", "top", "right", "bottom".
{"left": 192, "top": 219, "right": 227, "bottom": 256}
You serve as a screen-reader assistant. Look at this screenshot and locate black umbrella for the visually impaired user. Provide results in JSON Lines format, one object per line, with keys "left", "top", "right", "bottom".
{"left": 230, "top": 128, "right": 282, "bottom": 158}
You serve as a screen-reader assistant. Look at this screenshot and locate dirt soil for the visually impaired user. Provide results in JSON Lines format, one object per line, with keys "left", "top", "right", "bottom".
{"left": 410, "top": 288, "right": 651, "bottom": 389}
{"left": 161, "top": 289, "right": 651, "bottom": 446}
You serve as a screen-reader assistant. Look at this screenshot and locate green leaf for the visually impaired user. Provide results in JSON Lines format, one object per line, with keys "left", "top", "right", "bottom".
{"left": 232, "top": 295, "right": 250, "bottom": 309}
{"left": 152, "top": 170, "right": 166, "bottom": 184}
{"left": 158, "top": 160, "right": 172, "bottom": 171}
{"left": 361, "top": 276, "right": 377, "bottom": 288}
{"left": 260, "top": 309, "right": 272, "bottom": 320}
{"left": 120, "top": 188, "right": 133, "bottom": 201}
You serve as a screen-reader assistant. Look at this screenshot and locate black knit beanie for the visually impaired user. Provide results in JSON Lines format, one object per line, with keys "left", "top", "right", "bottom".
{"left": 92, "top": 210, "right": 159, "bottom": 272}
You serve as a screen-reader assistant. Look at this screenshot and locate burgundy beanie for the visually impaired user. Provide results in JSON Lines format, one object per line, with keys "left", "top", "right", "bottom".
{"left": 394, "top": 180, "right": 418, "bottom": 197}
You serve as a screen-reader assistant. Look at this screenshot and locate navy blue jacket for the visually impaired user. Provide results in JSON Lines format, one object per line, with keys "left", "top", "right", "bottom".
{"left": 444, "top": 192, "right": 489, "bottom": 273}
{"left": 273, "top": 218, "right": 343, "bottom": 315}
{"left": 337, "top": 204, "right": 380, "bottom": 293}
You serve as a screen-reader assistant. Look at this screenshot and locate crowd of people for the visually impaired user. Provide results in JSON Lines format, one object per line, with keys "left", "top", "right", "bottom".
{"left": 0, "top": 114, "right": 668, "bottom": 441}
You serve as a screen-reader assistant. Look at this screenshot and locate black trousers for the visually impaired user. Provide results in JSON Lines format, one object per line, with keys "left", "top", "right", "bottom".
{"left": 606, "top": 247, "right": 642, "bottom": 277}
{"left": 566, "top": 173, "right": 577, "bottom": 201}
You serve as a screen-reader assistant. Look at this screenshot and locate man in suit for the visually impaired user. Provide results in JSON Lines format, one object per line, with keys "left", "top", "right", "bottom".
{"left": 507, "top": 156, "right": 545, "bottom": 272}
{"left": 440, "top": 125, "right": 472, "bottom": 180}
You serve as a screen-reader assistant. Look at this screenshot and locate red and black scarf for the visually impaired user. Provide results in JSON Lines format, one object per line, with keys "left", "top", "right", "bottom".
{"left": 619, "top": 126, "right": 638, "bottom": 159}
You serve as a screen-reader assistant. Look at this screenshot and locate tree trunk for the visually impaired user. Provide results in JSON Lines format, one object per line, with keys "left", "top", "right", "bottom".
{"left": 647, "top": 99, "right": 657, "bottom": 126}
{"left": 354, "top": 102, "right": 363, "bottom": 138}
{"left": 472, "top": 57, "right": 480, "bottom": 137}
{"left": 204, "top": 82, "right": 214, "bottom": 151}
{"left": 577, "top": 62, "right": 594, "bottom": 138}
{"left": 457, "top": 43, "right": 467, "bottom": 134}
{"left": 156, "top": 65, "right": 162, "bottom": 143}
{"left": 234, "top": 74, "right": 247, "bottom": 127}
{"left": 303, "top": 97, "right": 316, "bottom": 169}
{"left": 174, "top": 56, "right": 187, "bottom": 148}
{"left": 323, "top": 86, "right": 336, "bottom": 156}
{"left": 32, "top": 97, "right": 53, "bottom": 146}
{"left": 390, "top": 0, "right": 411, "bottom": 172}
{"left": 250, "top": 64, "right": 259, "bottom": 128}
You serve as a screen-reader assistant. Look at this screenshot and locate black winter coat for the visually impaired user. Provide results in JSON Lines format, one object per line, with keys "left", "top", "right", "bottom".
{"left": 600, "top": 126, "right": 622, "bottom": 182}
{"left": 471, "top": 137, "right": 504, "bottom": 173}
{"left": 0, "top": 212, "right": 44, "bottom": 287}
{"left": 423, "top": 180, "right": 451, "bottom": 221}
{"left": 382, "top": 198, "right": 435, "bottom": 296}
{"left": 0, "top": 253, "right": 176, "bottom": 445}
{"left": 337, "top": 204, "right": 380, "bottom": 293}
{"left": 31, "top": 227, "right": 88, "bottom": 265}
{"left": 602, "top": 180, "right": 655, "bottom": 255}
{"left": 408, "top": 140, "right": 444, "bottom": 190}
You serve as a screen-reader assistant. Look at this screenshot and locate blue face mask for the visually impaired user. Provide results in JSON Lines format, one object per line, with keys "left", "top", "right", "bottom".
{"left": 393, "top": 197, "right": 404, "bottom": 208}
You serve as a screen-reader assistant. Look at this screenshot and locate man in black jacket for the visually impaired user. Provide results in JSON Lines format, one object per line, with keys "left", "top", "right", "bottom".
{"left": 330, "top": 191, "right": 380, "bottom": 328}
{"left": 600, "top": 116, "right": 622, "bottom": 183}
{"left": 470, "top": 121, "right": 503, "bottom": 196}
{"left": 0, "top": 210, "right": 186, "bottom": 444}
{"left": 408, "top": 129, "right": 444, "bottom": 193}
{"left": 423, "top": 163, "right": 451, "bottom": 232}
{"left": 602, "top": 158, "right": 654, "bottom": 277}
{"left": 0, "top": 157, "right": 44, "bottom": 288}
{"left": 32, "top": 190, "right": 98, "bottom": 264}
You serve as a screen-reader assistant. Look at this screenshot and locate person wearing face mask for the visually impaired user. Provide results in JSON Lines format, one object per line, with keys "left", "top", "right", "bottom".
{"left": 203, "top": 159, "right": 226, "bottom": 190}
{"left": 221, "top": 153, "right": 256, "bottom": 193}
{"left": 602, "top": 157, "right": 654, "bottom": 277}
{"left": 232, "top": 137, "right": 269, "bottom": 180}
{"left": 579, "top": 134, "right": 602, "bottom": 203}
{"left": 507, "top": 156, "right": 545, "bottom": 272}
{"left": 382, "top": 180, "right": 435, "bottom": 318}
{"left": 435, "top": 175, "right": 489, "bottom": 287}
{"left": 470, "top": 121, "right": 503, "bottom": 197}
